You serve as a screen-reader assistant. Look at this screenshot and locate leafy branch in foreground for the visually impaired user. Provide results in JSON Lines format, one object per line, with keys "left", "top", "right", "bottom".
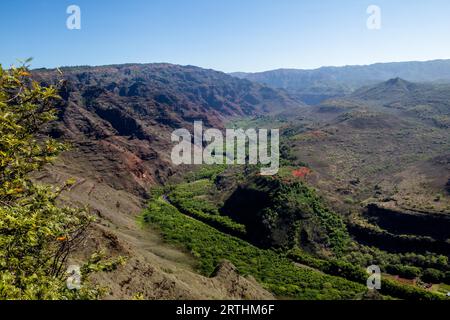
{"left": 0, "top": 63, "right": 122, "bottom": 300}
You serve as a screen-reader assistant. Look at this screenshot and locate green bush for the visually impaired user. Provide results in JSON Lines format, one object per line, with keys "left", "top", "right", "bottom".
{"left": 421, "top": 268, "right": 445, "bottom": 283}
{"left": 385, "top": 265, "right": 421, "bottom": 279}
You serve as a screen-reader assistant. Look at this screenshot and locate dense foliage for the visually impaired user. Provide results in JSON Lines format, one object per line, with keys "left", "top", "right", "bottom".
{"left": 166, "top": 179, "right": 247, "bottom": 236}
{"left": 142, "top": 191, "right": 366, "bottom": 300}
{"left": 287, "top": 248, "right": 444, "bottom": 300}
{"left": 341, "top": 242, "right": 450, "bottom": 284}
{"left": 266, "top": 181, "right": 350, "bottom": 254}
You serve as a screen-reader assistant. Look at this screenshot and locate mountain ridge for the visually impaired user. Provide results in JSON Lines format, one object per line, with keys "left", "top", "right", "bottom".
{"left": 231, "top": 59, "right": 450, "bottom": 104}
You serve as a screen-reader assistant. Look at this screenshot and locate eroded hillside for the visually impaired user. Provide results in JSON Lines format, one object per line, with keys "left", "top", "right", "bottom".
{"left": 31, "top": 63, "right": 304, "bottom": 299}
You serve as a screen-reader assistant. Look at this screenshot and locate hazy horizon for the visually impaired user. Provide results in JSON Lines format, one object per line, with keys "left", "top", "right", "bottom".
{"left": 23, "top": 57, "right": 450, "bottom": 75}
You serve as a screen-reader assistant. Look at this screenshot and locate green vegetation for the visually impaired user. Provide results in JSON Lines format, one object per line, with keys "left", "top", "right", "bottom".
{"left": 268, "top": 181, "right": 351, "bottom": 254}
{"left": 0, "top": 64, "right": 121, "bottom": 300}
{"left": 288, "top": 248, "right": 444, "bottom": 300}
{"left": 144, "top": 191, "right": 445, "bottom": 300}
{"left": 421, "top": 268, "right": 446, "bottom": 284}
{"left": 187, "top": 166, "right": 350, "bottom": 255}
{"left": 166, "top": 179, "right": 247, "bottom": 236}
{"left": 385, "top": 265, "right": 421, "bottom": 280}
{"left": 142, "top": 193, "right": 366, "bottom": 300}
{"left": 144, "top": 164, "right": 448, "bottom": 300}
{"left": 226, "top": 115, "right": 289, "bottom": 131}
{"left": 185, "top": 165, "right": 228, "bottom": 182}
{"left": 434, "top": 283, "right": 450, "bottom": 296}
{"left": 341, "top": 244, "right": 450, "bottom": 283}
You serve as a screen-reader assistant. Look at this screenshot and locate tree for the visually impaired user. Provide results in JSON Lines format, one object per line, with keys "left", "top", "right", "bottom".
{"left": 385, "top": 265, "right": 421, "bottom": 280}
{"left": 421, "top": 268, "right": 444, "bottom": 284}
{"left": 0, "top": 63, "right": 121, "bottom": 299}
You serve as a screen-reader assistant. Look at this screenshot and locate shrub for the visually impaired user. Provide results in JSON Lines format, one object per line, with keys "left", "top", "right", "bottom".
{"left": 421, "top": 268, "right": 445, "bottom": 283}
{"left": 385, "top": 265, "right": 421, "bottom": 279}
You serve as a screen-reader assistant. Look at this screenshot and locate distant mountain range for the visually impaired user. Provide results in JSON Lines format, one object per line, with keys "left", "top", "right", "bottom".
{"left": 231, "top": 59, "right": 450, "bottom": 104}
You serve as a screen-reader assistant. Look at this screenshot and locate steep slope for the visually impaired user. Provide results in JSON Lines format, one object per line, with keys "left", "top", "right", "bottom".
{"left": 35, "top": 63, "right": 304, "bottom": 196}
{"left": 31, "top": 63, "right": 303, "bottom": 299}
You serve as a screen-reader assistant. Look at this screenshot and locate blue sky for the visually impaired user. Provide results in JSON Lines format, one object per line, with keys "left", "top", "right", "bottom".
{"left": 1, "top": 0, "right": 450, "bottom": 72}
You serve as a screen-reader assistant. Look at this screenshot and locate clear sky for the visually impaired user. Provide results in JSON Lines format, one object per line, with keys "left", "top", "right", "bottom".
{"left": 1, "top": 0, "right": 450, "bottom": 72}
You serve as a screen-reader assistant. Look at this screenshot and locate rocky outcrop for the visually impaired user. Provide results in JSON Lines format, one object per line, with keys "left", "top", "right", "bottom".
{"left": 210, "top": 261, "right": 274, "bottom": 300}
